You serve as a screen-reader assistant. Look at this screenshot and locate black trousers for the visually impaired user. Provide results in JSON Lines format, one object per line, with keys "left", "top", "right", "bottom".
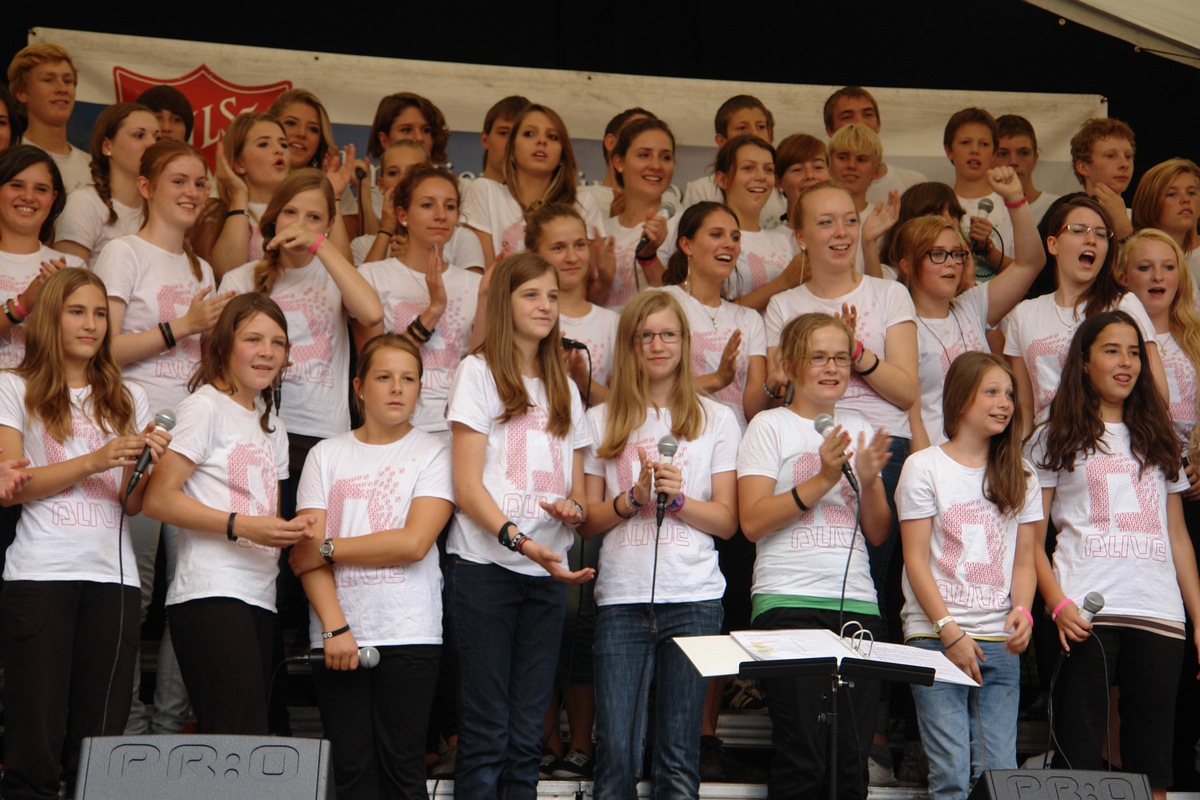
{"left": 169, "top": 596, "right": 275, "bottom": 734}
{"left": 0, "top": 580, "right": 139, "bottom": 800}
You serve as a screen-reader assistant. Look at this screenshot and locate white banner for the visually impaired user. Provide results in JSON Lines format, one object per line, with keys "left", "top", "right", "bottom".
{"left": 36, "top": 27, "right": 1104, "bottom": 196}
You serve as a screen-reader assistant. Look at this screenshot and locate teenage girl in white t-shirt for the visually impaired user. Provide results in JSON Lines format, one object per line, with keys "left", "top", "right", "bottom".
{"left": 444, "top": 252, "right": 594, "bottom": 797}
{"left": 737, "top": 312, "right": 891, "bottom": 799}
{"left": 0, "top": 146, "right": 80, "bottom": 371}
{"left": 462, "top": 103, "right": 605, "bottom": 268}
{"left": 53, "top": 103, "right": 157, "bottom": 267}
{"left": 898, "top": 352, "right": 1040, "bottom": 800}
{"left": 144, "top": 294, "right": 315, "bottom": 734}
{"left": 0, "top": 268, "right": 165, "bottom": 798}
{"left": 582, "top": 290, "right": 739, "bottom": 798}
{"left": 289, "top": 334, "right": 455, "bottom": 798}
{"left": 1029, "top": 310, "right": 1200, "bottom": 794}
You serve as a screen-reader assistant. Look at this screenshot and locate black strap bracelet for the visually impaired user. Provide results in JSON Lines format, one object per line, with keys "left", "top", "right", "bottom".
{"left": 406, "top": 320, "right": 431, "bottom": 344}
{"left": 225, "top": 208, "right": 248, "bottom": 219}
{"left": 3, "top": 300, "right": 20, "bottom": 325}
{"left": 410, "top": 315, "right": 434, "bottom": 340}
{"left": 791, "top": 486, "right": 810, "bottom": 512}
{"left": 614, "top": 494, "right": 636, "bottom": 519}
{"left": 226, "top": 512, "right": 238, "bottom": 541}
{"left": 857, "top": 352, "right": 881, "bottom": 377}
{"left": 322, "top": 624, "right": 350, "bottom": 640}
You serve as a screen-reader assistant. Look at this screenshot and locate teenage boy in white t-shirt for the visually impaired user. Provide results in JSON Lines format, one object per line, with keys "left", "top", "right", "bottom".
{"left": 944, "top": 107, "right": 1014, "bottom": 283}
{"left": 994, "top": 115, "right": 1060, "bottom": 225}
{"left": 6, "top": 43, "right": 91, "bottom": 193}
{"left": 823, "top": 86, "right": 927, "bottom": 206}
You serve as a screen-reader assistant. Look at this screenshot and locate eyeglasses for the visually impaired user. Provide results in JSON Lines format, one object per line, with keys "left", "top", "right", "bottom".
{"left": 925, "top": 248, "right": 970, "bottom": 265}
{"left": 1055, "top": 223, "right": 1114, "bottom": 240}
{"left": 810, "top": 353, "right": 852, "bottom": 367}
{"left": 640, "top": 330, "right": 682, "bottom": 345}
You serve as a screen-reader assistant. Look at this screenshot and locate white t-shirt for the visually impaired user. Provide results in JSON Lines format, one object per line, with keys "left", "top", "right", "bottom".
{"left": 22, "top": 136, "right": 91, "bottom": 194}
{"left": 681, "top": 174, "right": 785, "bottom": 230}
{"left": 93, "top": 235, "right": 217, "bottom": 412}
{"left": 54, "top": 186, "right": 142, "bottom": 268}
{"left": 219, "top": 257, "right": 351, "bottom": 439}
{"left": 866, "top": 164, "right": 928, "bottom": 206}
{"left": 359, "top": 258, "right": 481, "bottom": 434}
{"left": 730, "top": 227, "right": 796, "bottom": 301}
{"left": 0, "top": 246, "right": 84, "bottom": 369}
{"left": 0, "top": 373, "right": 149, "bottom": 586}
{"left": 579, "top": 182, "right": 683, "bottom": 220}
{"left": 1030, "top": 423, "right": 1188, "bottom": 623}
{"left": 1158, "top": 331, "right": 1197, "bottom": 448}
{"left": 445, "top": 354, "right": 591, "bottom": 576}
{"left": 166, "top": 384, "right": 290, "bottom": 612}
{"left": 765, "top": 276, "right": 916, "bottom": 437}
{"left": 560, "top": 304, "right": 619, "bottom": 391}
{"left": 915, "top": 284, "right": 991, "bottom": 445}
{"left": 584, "top": 397, "right": 738, "bottom": 606}
{"left": 350, "top": 226, "right": 485, "bottom": 271}
{"left": 461, "top": 178, "right": 606, "bottom": 259}
{"left": 602, "top": 214, "right": 677, "bottom": 310}
{"left": 296, "top": 428, "right": 453, "bottom": 649}
{"left": 1028, "top": 192, "right": 1061, "bottom": 225}
{"left": 660, "top": 285, "right": 767, "bottom": 432}
{"left": 737, "top": 407, "right": 877, "bottom": 606}
{"left": 1001, "top": 292, "right": 1155, "bottom": 425}
{"left": 898, "top": 446, "right": 1042, "bottom": 639}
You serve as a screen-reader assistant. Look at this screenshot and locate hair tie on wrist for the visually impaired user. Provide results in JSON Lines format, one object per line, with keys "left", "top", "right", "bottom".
{"left": 614, "top": 494, "right": 636, "bottom": 519}
{"left": 791, "top": 486, "right": 810, "bottom": 512}
{"left": 857, "top": 353, "right": 880, "bottom": 376}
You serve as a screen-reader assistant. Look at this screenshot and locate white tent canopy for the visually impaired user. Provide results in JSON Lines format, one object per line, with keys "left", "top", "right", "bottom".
{"left": 1025, "top": 0, "right": 1200, "bottom": 69}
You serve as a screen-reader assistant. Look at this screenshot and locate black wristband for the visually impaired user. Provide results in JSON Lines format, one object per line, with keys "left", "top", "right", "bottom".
{"left": 322, "top": 624, "right": 350, "bottom": 639}
{"left": 3, "top": 300, "right": 20, "bottom": 325}
{"left": 857, "top": 353, "right": 880, "bottom": 377}
{"left": 791, "top": 486, "right": 810, "bottom": 512}
{"left": 226, "top": 512, "right": 238, "bottom": 541}
{"left": 614, "top": 494, "right": 636, "bottom": 520}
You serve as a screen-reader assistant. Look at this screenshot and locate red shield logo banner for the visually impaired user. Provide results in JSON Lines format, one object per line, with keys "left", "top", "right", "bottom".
{"left": 113, "top": 65, "right": 291, "bottom": 171}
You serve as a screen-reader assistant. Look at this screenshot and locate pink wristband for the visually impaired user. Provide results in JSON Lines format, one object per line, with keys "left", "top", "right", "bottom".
{"left": 12, "top": 296, "right": 28, "bottom": 318}
{"left": 1015, "top": 606, "right": 1034, "bottom": 627}
{"left": 1051, "top": 598, "right": 1072, "bottom": 620}
{"left": 308, "top": 233, "right": 325, "bottom": 254}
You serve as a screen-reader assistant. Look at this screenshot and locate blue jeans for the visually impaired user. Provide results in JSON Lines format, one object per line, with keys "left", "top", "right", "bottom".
{"left": 447, "top": 557, "right": 565, "bottom": 800}
{"left": 592, "top": 601, "right": 722, "bottom": 800}
{"left": 911, "top": 639, "right": 1019, "bottom": 800}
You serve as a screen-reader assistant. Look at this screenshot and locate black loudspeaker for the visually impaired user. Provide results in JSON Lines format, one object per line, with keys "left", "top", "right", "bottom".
{"left": 968, "top": 769, "right": 1152, "bottom": 800}
{"left": 75, "top": 735, "right": 334, "bottom": 799}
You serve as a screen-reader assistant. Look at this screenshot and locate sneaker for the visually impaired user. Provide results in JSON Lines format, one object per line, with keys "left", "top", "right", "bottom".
{"left": 538, "top": 747, "right": 560, "bottom": 780}
{"left": 699, "top": 735, "right": 727, "bottom": 782}
{"left": 895, "top": 740, "right": 928, "bottom": 787}
{"left": 551, "top": 749, "right": 594, "bottom": 779}
{"left": 429, "top": 741, "right": 456, "bottom": 779}
{"left": 724, "top": 677, "right": 768, "bottom": 713}
{"left": 868, "top": 743, "right": 898, "bottom": 787}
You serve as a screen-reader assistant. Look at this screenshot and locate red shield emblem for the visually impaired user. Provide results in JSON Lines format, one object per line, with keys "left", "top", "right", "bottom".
{"left": 114, "top": 65, "right": 291, "bottom": 171}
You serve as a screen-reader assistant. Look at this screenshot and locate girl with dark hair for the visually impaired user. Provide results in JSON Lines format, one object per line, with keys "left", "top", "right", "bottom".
{"left": 0, "top": 267, "right": 165, "bottom": 798}
{"left": 898, "top": 352, "right": 1039, "bottom": 800}
{"left": 144, "top": 293, "right": 313, "bottom": 734}
{"left": 1029, "top": 310, "right": 1200, "bottom": 797}
{"left": 53, "top": 103, "right": 157, "bottom": 267}
{"left": 0, "top": 84, "right": 26, "bottom": 151}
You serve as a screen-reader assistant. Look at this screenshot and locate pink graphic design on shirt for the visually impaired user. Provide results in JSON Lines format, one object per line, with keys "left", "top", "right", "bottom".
{"left": 609, "top": 238, "right": 641, "bottom": 308}
{"left": 938, "top": 498, "right": 1006, "bottom": 587}
{"left": 616, "top": 434, "right": 669, "bottom": 519}
{"left": 325, "top": 467, "right": 407, "bottom": 587}
{"left": 505, "top": 408, "right": 565, "bottom": 495}
{"left": 500, "top": 221, "right": 526, "bottom": 259}
{"left": 43, "top": 415, "right": 117, "bottom": 500}
{"left": 788, "top": 452, "right": 859, "bottom": 550}
{"left": 392, "top": 296, "right": 466, "bottom": 371}
{"left": 1086, "top": 455, "right": 1163, "bottom": 538}
{"left": 741, "top": 251, "right": 770, "bottom": 295}
{"left": 1026, "top": 331, "right": 1070, "bottom": 414}
{"left": 843, "top": 305, "right": 879, "bottom": 402}
{"left": 157, "top": 283, "right": 202, "bottom": 362}
{"left": 275, "top": 287, "right": 335, "bottom": 388}
{"left": 227, "top": 441, "right": 280, "bottom": 519}
{"left": 691, "top": 327, "right": 746, "bottom": 408}
{"left": 1160, "top": 342, "right": 1197, "bottom": 425}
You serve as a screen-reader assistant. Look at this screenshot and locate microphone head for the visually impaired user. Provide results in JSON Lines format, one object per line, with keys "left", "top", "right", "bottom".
{"left": 814, "top": 414, "right": 836, "bottom": 437}
{"left": 657, "top": 435, "right": 678, "bottom": 459}
{"left": 154, "top": 409, "right": 177, "bottom": 431}
{"left": 1082, "top": 592, "right": 1105, "bottom": 615}
{"left": 561, "top": 336, "right": 587, "bottom": 351}
{"left": 359, "top": 646, "right": 381, "bottom": 669}
{"left": 976, "top": 197, "right": 995, "bottom": 215}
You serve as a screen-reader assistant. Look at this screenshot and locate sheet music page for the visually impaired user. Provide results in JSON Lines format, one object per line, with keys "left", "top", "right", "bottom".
{"left": 730, "top": 628, "right": 851, "bottom": 661}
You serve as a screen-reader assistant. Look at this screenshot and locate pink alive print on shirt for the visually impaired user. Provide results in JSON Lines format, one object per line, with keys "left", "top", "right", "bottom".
{"left": 501, "top": 407, "right": 566, "bottom": 521}
{"left": 392, "top": 296, "right": 468, "bottom": 371}
{"left": 325, "top": 467, "right": 408, "bottom": 587}
{"left": 615, "top": 433, "right": 665, "bottom": 521}
{"left": 228, "top": 440, "right": 281, "bottom": 551}
{"left": 275, "top": 286, "right": 335, "bottom": 388}
{"left": 609, "top": 236, "right": 643, "bottom": 308}
{"left": 789, "top": 452, "right": 859, "bottom": 550}
{"left": 1026, "top": 330, "right": 1071, "bottom": 416}
{"left": 1160, "top": 340, "right": 1197, "bottom": 425}
{"left": 499, "top": 221, "right": 525, "bottom": 259}
{"left": 44, "top": 414, "right": 118, "bottom": 502}
{"left": 612, "top": 436, "right": 694, "bottom": 549}
{"left": 1084, "top": 455, "right": 1166, "bottom": 561}
{"left": 938, "top": 498, "right": 1007, "bottom": 588}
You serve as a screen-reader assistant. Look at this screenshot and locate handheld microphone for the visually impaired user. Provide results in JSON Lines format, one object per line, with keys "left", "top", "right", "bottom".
{"left": 655, "top": 434, "right": 679, "bottom": 527}
{"left": 288, "top": 645, "right": 381, "bottom": 669}
{"left": 971, "top": 197, "right": 994, "bottom": 256}
{"left": 1078, "top": 592, "right": 1105, "bottom": 623}
{"left": 814, "top": 414, "right": 859, "bottom": 493}
{"left": 126, "top": 410, "right": 177, "bottom": 495}
{"left": 635, "top": 207, "right": 673, "bottom": 256}
{"left": 561, "top": 336, "right": 588, "bottom": 351}
{"left": 354, "top": 166, "right": 367, "bottom": 183}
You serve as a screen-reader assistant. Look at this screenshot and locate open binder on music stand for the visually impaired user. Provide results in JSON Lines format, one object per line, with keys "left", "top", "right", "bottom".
{"left": 674, "top": 624, "right": 978, "bottom": 687}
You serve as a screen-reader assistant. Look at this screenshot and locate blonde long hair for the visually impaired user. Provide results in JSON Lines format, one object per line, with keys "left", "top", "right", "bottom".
{"left": 252, "top": 169, "right": 335, "bottom": 296}
{"left": 476, "top": 253, "right": 573, "bottom": 438}
{"left": 1115, "top": 228, "right": 1200, "bottom": 377}
{"left": 598, "top": 291, "right": 706, "bottom": 459}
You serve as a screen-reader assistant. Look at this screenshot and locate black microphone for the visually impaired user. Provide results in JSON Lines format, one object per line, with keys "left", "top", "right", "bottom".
{"left": 288, "top": 645, "right": 381, "bottom": 669}
{"left": 126, "top": 410, "right": 177, "bottom": 495}
{"left": 561, "top": 336, "right": 588, "bottom": 351}
{"left": 354, "top": 166, "right": 367, "bottom": 183}
{"left": 971, "top": 197, "right": 994, "bottom": 256}
{"left": 814, "top": 414, "right": 859, "bottom": 493}
{"left": 655, "top": 434, "right": 679, "bottom": 527}
{"left": 1077, "top": 591, "right": 1105, "bottom": 623}
{"left": 635, "top": 207, "right": 672, "bottom": 256}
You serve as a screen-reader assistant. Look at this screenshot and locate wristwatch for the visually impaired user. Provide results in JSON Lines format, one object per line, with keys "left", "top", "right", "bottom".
{"left": 932, "top": 615, "right": 955, "bottom": 635}
{"left": 320, "top": 538, "right": 336, "bottom": 566}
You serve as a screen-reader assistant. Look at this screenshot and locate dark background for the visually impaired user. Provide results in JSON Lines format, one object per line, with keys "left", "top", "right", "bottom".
{"left": 5, "top": 1, "right": 1199, "bottom": 185}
